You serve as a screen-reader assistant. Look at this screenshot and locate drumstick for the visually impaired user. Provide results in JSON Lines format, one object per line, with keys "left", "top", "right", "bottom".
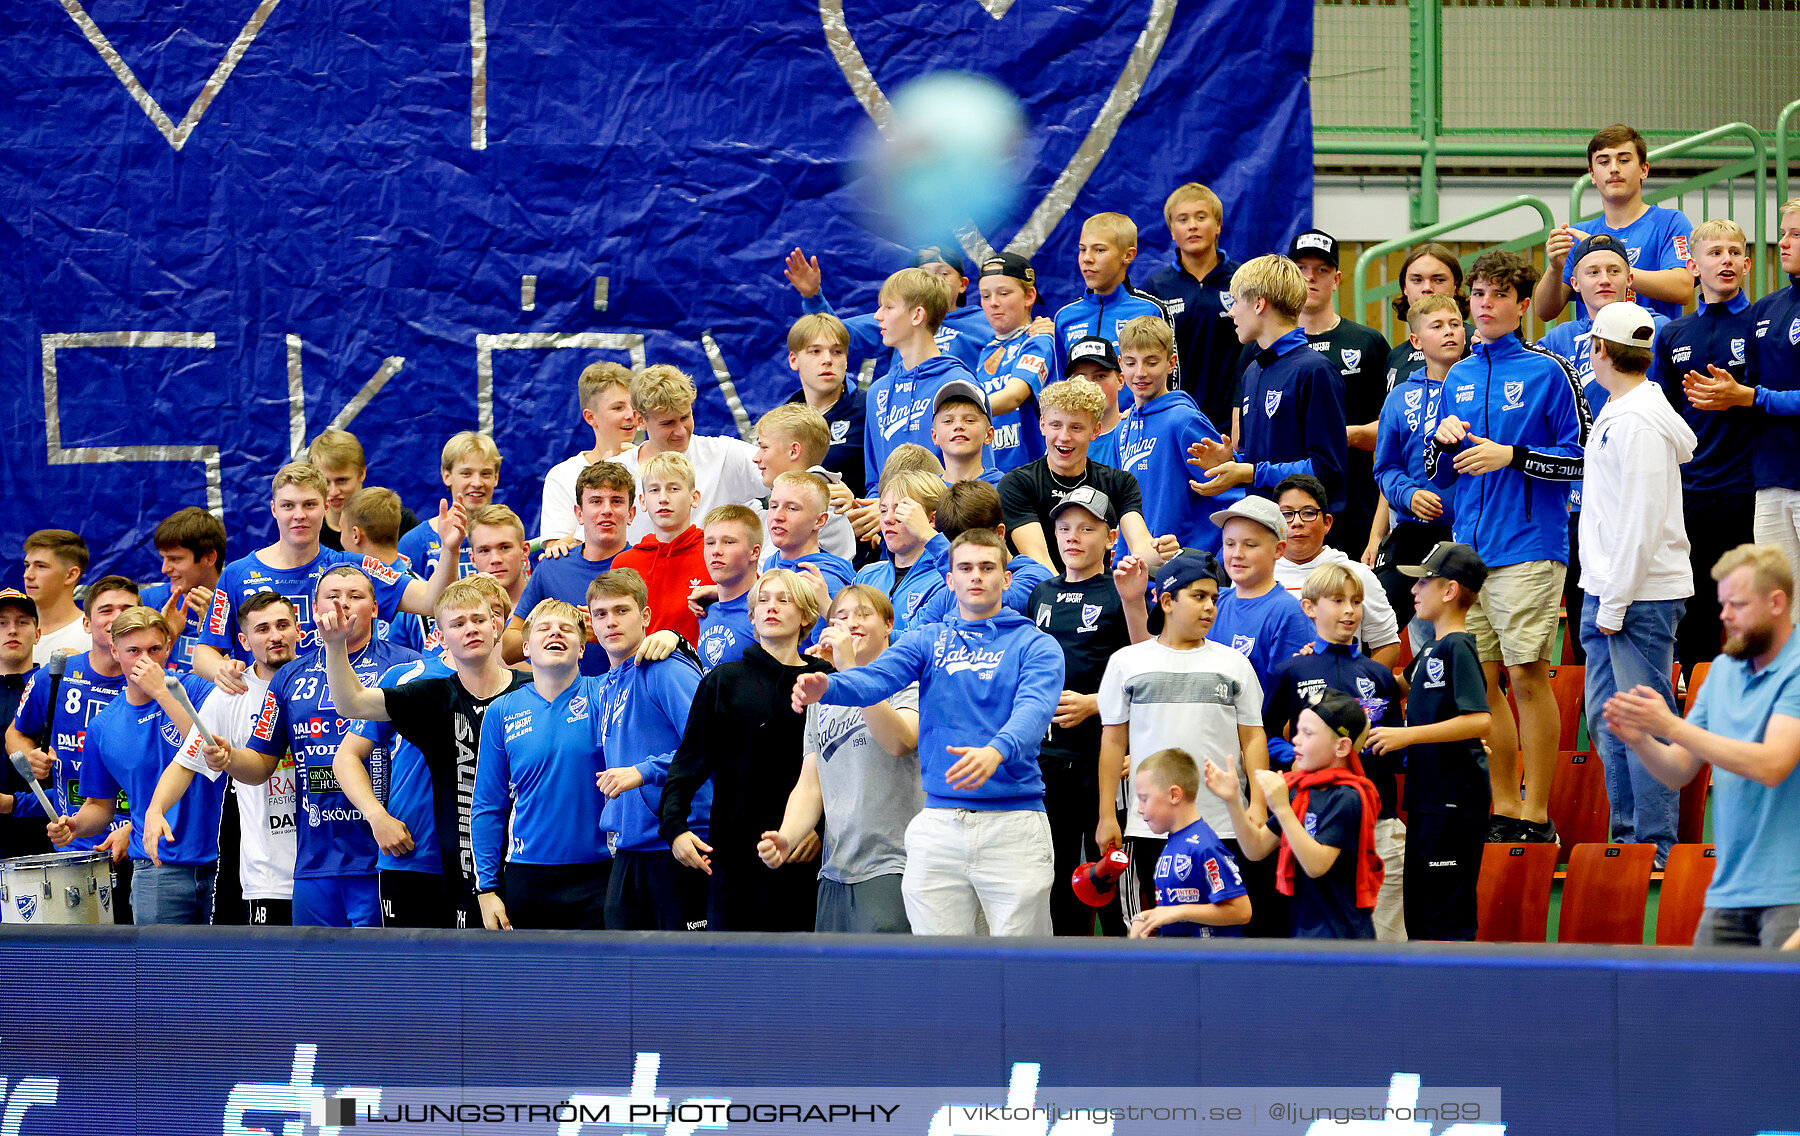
{"left": 6, "top": 752, "right": 60, "bottom": 821}
{"left": 163, "top": 676, "right": 221, "bottom": 751}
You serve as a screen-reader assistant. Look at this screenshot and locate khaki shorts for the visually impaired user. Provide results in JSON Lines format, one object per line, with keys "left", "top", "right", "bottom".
{"left": 1466, "top": 560, "right": 1566, "bottom": 666}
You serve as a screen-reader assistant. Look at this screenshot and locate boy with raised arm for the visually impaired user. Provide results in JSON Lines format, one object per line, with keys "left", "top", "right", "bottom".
{"left": 784, "top": 244, "right": 990, "bottom": 376}
{"left": 1126, "top": 748, "right": 1251, "bottom": 939}
{"left": 318, "top": 579, "right": 528, "bottom": 928}
{"left": 540, "top": 361, "right": 640, "bottom": 542}
{"left": 204, "top": 566, "right": 421, "bottom": 927}
{"left": 503, "top": 461, "right": 635, "bottom": 675}
{"left": 794, "top": 530, "right": 1065, "bottom": 936}
{"left": 588, "top": 570, "right": 710, "bottom": 931}
{"left": 663, "top": 569, "right": 835, "bottom": 932}
{"left": 855, "top": 471, "right": 952, "bottom": 631}
{"left": 1426, "top": 250, "right": 1590, "bottom": 844}
{"left": 759, "top": 585, "right": 922, "bottom": 933}
{"left": 1206, "top": 690, "right": 1384, "bottom": 939}
{"left": 473, "top": 600, "right": 613, "bottom": 930}
{"left": 398, "top": 431, "right": 501, "bottom": 579}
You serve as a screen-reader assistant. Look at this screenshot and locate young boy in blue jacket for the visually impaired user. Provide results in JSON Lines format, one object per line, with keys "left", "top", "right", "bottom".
{"left": 1053, "top": 212, "right": 1175, "bottom": 398}
{"left": 1683, "top": 200, "right": 1800, "bottom": 629}
{"left": 1188, "top": 256, "right": 1348, "bottom": 516}
{"left": 1114, "top": 316, "right": 1237, "bottom": 556}
{"left": 1374, "top": 293, "right": 1461, "bottom": 640}
{"left": 589, "top": 570, "right": 710, "bottom": 932}
{"left": 1650, "top": 219, "right": 1758, "bottom": 669}
{"left": 793, "top": 529, "right": 1064, "bottom": 936}
{"left": 1426, "top": 249, "right": 1591, "bottom": 844}
{"left": 784, "top": 244, "right": 989, "bottom": 373}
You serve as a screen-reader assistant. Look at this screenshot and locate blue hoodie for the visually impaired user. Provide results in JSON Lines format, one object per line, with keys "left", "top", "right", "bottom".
{"left": 855, "top": 533, "right": 951, "bottom": 631}
{"left": 820, "top": 608, "right": 1064, "bottom": 810}
{"left": 803, "top": 292, "right": 988, "bottom": 373}
{"left": 912, "top": 555, "right": 1051, "bottom": 626}
{"left": 1054, "top": 279, "right": 1175, "bottom": 407}
{"left": 1374, "top": 372, "right": 1456, "bottom": 529}
{"left": 865, "top": 354, "right": 979, "bottom": 490}
{"left": 1114, "top": 389, "right": 1238, "bottom": 555}
{"left": 1425, "top": 333, "right": 1591, "bottom": 568}
{"left": 595, "top": 652, "right": 709, "bottom": 852}
{"left": 1236, "top": 329, "right": 1350, "bottom": 512}
{"left": 1747, "top": 278, "right": 1800, "bottom": 492}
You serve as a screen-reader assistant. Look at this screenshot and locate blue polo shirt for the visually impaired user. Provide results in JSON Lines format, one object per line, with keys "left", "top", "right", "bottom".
{"left": 1688, "top": 632, "right": 1800, "bottom": 908}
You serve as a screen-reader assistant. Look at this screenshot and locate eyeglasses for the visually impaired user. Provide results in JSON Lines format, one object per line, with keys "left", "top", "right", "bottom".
{"left": 1279, "top": 507, "right": 1324, "bottom": 523}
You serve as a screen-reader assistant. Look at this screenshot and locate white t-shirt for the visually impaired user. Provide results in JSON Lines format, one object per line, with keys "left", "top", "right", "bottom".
{"left": 175, "top": 672, "right": 296, "bottom": 901}
{"left": 33, "top": 618, "right": 91, "bottom": 666}
{"left": 1098, "top": 638, "right": 1263, "bottom": 839}
{"left": 1272, "top": 547, "right": 1400, "bottom": 651}
{"left": 615, "top": 435, "right": 766, "bottom": 545}
{"left": 538, "top": 444, "right": 641, "bottom": 542}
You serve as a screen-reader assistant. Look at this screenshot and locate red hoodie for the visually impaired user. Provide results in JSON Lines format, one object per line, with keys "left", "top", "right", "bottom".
{"left": 610, "top": 525, "right": 710, "bottom": 644}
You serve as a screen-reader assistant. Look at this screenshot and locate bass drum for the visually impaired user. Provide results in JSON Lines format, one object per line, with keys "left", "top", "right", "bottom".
{"left": 0, "top": 850, "right": 113, "bottom": 924}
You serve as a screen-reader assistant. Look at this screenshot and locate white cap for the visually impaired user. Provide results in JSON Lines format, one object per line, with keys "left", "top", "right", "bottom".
{"left": 1591, "top": 301, "right": 1657, "bottom": 350}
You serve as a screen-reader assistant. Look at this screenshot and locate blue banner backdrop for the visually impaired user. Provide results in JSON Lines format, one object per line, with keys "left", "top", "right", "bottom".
{"left": 0, "top": 0, "right": 1312, "bottom": 580}
{"left": 1, "top": 930, "right": 1799, "bottom": 1133}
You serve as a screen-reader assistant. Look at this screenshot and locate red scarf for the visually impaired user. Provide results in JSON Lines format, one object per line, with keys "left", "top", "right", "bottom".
{"left": 1273, "top": 759, "right": 1384, "bottom": 909}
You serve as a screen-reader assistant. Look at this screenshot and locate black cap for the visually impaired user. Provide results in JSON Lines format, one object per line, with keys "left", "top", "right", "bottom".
{"left": 1048, "top": 485, "right": 1117, "bottom": 526}
{"left": 1288, "top": 229, "right": 1339, "bottom": 267}
{"left": 1570, "top": 232, "right": 1632, "bottom": 273}
{"left": 978, "top": 252, "right": 1035, "bottom": 287}
{"left": 1306, "top": 689, "right": 1369, "bottom": 743}
{"left": 1064, "top": 336, "right": 1120, "bottom": 375}
{"left": 914, "top": 244, "right": 966, "bottom": 277}
{"left": 0, "top": 588, "right": 36, "bottom": 619}
{"left": 1155, "top": 551, "right": 1227, "bottom": 597}
{"left": 1399, "top": 541, "right": 1488, "bottom": 592}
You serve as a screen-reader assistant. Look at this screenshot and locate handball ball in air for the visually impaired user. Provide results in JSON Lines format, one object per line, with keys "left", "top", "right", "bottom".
{"left": 861, "top": 72, "right": 1027, "bottom": 247}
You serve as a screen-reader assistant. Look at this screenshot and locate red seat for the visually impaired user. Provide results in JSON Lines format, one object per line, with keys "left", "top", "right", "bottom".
{"left": 1558, "top": 842, "right": 1655, "bottom": 944}
{"left": 1683, "top": 661, "right": 1712, "bottom": 715}
{"left": 1546, "top": 750, "right": 1608, "bottom": 865}
{"left": 1476, "top": 842, "right": 1558, "bottom": 943}
{"left": 1677, "top": 765, "right": 1711, "bottom": 846}
{"left": 1546, "top": 664, "right": 1585, "bottom": 751}
{"left": 1654, "top": 843, "right": 1716, "bottom": 946}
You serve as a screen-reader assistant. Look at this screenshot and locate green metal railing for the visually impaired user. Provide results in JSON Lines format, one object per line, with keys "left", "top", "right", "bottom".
{"left": 1568, "top": 122, "right": 1767, "bottom": 297}
{"left": 1778, "top": 97, "right": 1800, "bottom": 220}
{"left": 1351, "top": 195, "right": 1555, "bottom": 341}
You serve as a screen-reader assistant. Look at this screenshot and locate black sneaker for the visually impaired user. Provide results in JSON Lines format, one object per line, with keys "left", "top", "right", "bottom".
{"left": 1515, "top": 818, "right": 1559, "bottom": 846}
{"left": 1487, "top": 816, "right": 1520, "bottom": 843}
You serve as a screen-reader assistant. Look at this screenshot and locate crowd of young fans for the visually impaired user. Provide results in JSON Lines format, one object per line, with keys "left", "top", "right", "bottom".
{"left": 4, "top": 123, "right": 1800, "bottom": 949}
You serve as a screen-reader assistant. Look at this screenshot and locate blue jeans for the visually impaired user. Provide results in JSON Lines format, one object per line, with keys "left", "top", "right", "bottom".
{"left": 1580, "top": 593, "right": 1684, "bottom": 856}
{"left": 131, "top": 860, "right": 217, "bottom": 925}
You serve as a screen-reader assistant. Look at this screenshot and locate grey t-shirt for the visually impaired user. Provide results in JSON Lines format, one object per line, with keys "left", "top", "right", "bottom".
{"left": 805, "top": 683, "right": 923, "bottom": 885}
